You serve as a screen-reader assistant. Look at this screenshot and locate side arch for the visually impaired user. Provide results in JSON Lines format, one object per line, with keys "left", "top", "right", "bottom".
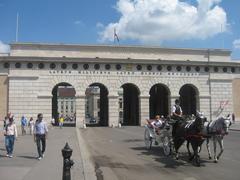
{"left": 149, "top": 83, "right": 170, "bottom": 118}
{"left": 120, "top": 83, "right": 140, "bottom": 126}
{"left": 179, "top": 84, "right": 199, "bottom": 115}
{"left": 85, "top": 82, "right": 109, "bottom": 126}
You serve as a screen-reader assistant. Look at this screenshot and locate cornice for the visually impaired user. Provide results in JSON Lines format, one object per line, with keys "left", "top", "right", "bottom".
{"left": 1, "top": 56, "right": 240, "bottom": 66}
{"left": 9, "top": 42, "right": 231, "bottom": 57}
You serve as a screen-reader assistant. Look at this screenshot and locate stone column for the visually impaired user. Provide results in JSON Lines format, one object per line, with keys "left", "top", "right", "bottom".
{"left": 75, "top": 95, "right": 85, "bottom": 128}
{"left": 108, "top": 95, "right": 119, "bottom": 127}
{"left": 199, "top": 96, "right": 211, "bottom": 121}
{"left": 139, "top": 95, "right": 149, "bottom": 126}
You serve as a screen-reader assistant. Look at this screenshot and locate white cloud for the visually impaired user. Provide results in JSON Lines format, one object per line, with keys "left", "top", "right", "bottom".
{"left": 74, "top": 20, "right": 85, "bottom": 26}
{"left": 99, "top": 0, "right": 227, "bottom": 43}
{"left": 233, "top": 39, "right": 240, "bottom": 49}
{"left": 96, "top": 22, "right": 104, "bottom": 29}
{"left": 0, "top": 41, "right": 10, "bottom": 53}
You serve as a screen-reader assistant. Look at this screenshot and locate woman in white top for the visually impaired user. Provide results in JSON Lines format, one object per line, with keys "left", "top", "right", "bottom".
{"left": 28, "top": 117, "right": 34, "bottom": 135}
{"left": 4, "top": 118, "right": 18, "bottom": 158}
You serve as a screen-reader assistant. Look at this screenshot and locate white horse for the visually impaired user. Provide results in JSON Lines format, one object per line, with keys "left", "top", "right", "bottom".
{"left": 202, "top": 115, "right": 232, "bottom": 163}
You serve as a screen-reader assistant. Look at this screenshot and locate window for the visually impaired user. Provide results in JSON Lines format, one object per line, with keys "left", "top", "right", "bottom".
{"left": 119, "top": 102, "right": 123, "bottom": 109}
{"left": 147, "top": 65, "right": 152, "bottom": 71}
{"left": 119, "top": 111, "right": 123, "bottom": 118}
{"left": 83, "top": 64, "right": 89, "bottom": 70}
{"left": 231, "top": 67, "right": 235, "bottom": 73}
{"left": 105, "top": 64, "right": 111, "bottom": 70}
{"left": 72, "top": 63, "right": 78, "bottom": 69}
{"left": 4, "top": 62, "right": 9, "bottom": 68}
{"left": 97, "top": 99, "right": 100, "bottom": 109}
{"left": 136, "top": 64, "right": 142, "bottom": 71}
{"left": 176, "top": 66, "right": 181, "bottom": 71}
{"left": 94, "top": 64, "right": 100, "bottom": 70}
{"left": 157, "top": 65, "right": 162, "bottom": 71}
{"left": 214, "top": 67, "right": 218, "bottom": 72}
{"left": 116, "top": 64, "right": 121, "bottom": 70}
{"left": 223, "top": 67, "right": 227, "bottom": 72}
{"left": 195, "top": 66, "right": 200, "bottom": 72}
{"left": 61, "top": 63, "right": 67, "bottom": 69}
{"left": 15, "top": 62, "right": 21, "bottom": 68}
{"left": 38, "top": 63, "right": 44, "bottom": 69}
{"left": 167, "top": 66, "right": 172, "bottom": 71}
{"left": 186, "top": 66, "right": 191, "bottom": 72}
{"left": 27, "top": 63, "right": 33, "bottom": 69}
{"left": 204, "top": 66, "right": 209, "bottom": 72}
{"left": 50, "top": 63, "right": 56, "bottom": 69}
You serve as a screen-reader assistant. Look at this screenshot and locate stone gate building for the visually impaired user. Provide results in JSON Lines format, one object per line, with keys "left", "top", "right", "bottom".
{"left": 0, "top": 43, "right": 240, "bottom": 127}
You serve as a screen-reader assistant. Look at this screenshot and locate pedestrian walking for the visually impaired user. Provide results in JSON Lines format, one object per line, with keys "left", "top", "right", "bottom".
{"left": 4, "top": 117, "right": 18, "bottom": 158}
{"left": 34, "top": 113, "right": 48, "bottom": 160}
{"left": 3, "top": 112, "right": 13, "bottom": 129}
{"left": 59, "top": 114, "right": 64, "bottom": 129}
{"left": 28, "top": 117, "right": 34, "bottom": 135}
{"left": 21, "top": 116, "right": 27, "bottom": 135}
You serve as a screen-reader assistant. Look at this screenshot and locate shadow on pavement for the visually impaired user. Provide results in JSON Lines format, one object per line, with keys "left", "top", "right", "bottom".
{"left": 17, "top": 155, "right": 37, "bottom": 160}
{"left": 131, "top": 146, "right": 210, "bottom": 168}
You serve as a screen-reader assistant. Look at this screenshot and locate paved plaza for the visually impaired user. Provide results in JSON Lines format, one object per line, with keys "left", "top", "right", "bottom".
{"left": 0, "top": 122, "right": 240, "bottom": 180}
{"left": 0, "top": 126, "right": 84, "bottom": 180}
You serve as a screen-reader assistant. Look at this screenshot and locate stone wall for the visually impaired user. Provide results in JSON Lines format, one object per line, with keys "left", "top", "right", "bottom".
{"left": 0, "top": 75, "right": 8, "bottom": 120}
{"left": 232, "top": 78, "right": 240, "bottom": 120}
{"left": 7, "top": 66, "right": 219, "bottom": 126}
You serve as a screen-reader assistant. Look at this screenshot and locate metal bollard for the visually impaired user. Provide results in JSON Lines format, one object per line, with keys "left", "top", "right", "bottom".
{"left": 62, "top": 143, "right": 74, "bottom": 180}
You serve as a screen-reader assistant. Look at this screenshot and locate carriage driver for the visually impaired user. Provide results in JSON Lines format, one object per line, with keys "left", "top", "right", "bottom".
{"left": 171, "top": 99, "right": 183, "bottom": 137}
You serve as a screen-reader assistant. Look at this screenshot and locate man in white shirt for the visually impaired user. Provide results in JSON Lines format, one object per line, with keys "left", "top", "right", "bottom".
{"left": 34, "top": 113, "right": 48, "bottom": 160}
{"left": 171, "top": 99, "right": 183, "bottom": 138}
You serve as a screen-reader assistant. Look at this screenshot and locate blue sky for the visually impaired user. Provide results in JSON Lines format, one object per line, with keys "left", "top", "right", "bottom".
{"left": 0, "top": 0, "right": 239, "bottom": 60}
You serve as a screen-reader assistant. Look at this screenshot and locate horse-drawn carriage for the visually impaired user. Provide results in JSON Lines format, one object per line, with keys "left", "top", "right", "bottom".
{"left": 144, "top": 112, "right": 232, "bottom": 166}
{"left": 144, "top": 117, "right": 174, "bottom": 156}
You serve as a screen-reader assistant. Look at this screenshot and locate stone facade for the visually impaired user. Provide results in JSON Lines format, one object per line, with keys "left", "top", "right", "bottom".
{"left": 0, "top": 43, "right": 240, "bottom": 127}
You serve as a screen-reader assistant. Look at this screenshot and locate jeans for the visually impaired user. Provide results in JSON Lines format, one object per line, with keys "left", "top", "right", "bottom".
{"left": 36, "top": 134, "right": 46, "bottom": 157}
{"left": 5, "top": 135, "right": 15, "bottom": 155}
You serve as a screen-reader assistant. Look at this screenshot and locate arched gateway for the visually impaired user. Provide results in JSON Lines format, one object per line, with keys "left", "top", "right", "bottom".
{"left": 121, "top": 83, "right": 140, "bottom": 126}
{"left": 149, "top": 84, "right": 170, "bottom": 119}
{"left": 52, "top": 82, "right": 76, "bottom": 126}
{"left": 85, "top": 83, "right": 109, "bottom": 126}
{"left": 179, "top": 84, "right": 199, "bottom": 116}
{"left": 2, "top": 43, "right": 236, "bottom": 127}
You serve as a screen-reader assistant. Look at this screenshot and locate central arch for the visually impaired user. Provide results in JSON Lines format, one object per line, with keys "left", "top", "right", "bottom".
{"left": 85, "top": 83, "right": 109, "bottom": 126}
{"left": 179, "top": 84, "right": 199, "bottom": 115}
{"left": 120, "top": 83, "right": 140, "bottom": 126}
{"left": 149, "top": 84, "right": 170, "bottom": 119}
{"left": 52, "top": 82, "right": 76, "bottom": 126}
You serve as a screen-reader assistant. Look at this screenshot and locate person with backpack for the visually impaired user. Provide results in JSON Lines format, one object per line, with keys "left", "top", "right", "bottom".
{"left": 21, "top": 116, "right": 27, "bottom": 135}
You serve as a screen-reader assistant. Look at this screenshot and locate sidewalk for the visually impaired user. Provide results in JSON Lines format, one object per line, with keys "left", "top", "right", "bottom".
{"left": 0, "top": 126, "right": 85, "bottom": 180}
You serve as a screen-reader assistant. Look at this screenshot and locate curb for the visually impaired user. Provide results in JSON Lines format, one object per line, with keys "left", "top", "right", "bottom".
{"left": 75, "top": 127, "right": 97, "bottom": 180}
{"left": 230, "top": 129, "right": 240, "bottom": 132}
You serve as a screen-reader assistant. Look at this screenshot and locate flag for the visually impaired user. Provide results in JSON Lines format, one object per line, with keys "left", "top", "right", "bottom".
{"left": 114, "top": 28, "right": 119, "bottom": 43}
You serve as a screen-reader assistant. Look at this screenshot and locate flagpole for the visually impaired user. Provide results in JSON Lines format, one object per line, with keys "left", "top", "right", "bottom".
{"left": 16, "top": 13, "right": 19, "bottom": 42}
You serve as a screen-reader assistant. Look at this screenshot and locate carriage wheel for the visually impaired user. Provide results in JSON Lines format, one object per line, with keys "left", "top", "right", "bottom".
{"left": 161, "top": 136, "right": 171, "bottom": 156}
{"left": 144, "top": 128, "right": 153, "bottom": 150}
